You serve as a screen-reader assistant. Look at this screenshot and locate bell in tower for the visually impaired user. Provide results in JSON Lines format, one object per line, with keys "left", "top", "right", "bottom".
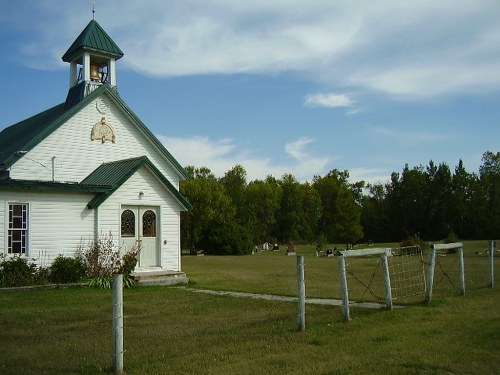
{"left": 90, "top": 64, "right": 101, "bottom": 82}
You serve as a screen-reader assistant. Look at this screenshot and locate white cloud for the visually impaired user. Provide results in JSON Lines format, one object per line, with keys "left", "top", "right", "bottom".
{"left": 304, "top": 93, "right": 354, "bottom": 108}
{"left": 348, "top": 167, "right": 392, "bottom": 186}
{"left": 12, "top": 0, "right": 500, "bottom": 99}
{"left": 284, "top": 138, "right": 332, "bottom": 180}
{"left": 158, "top": 135, "right": 331, "bottom": 182}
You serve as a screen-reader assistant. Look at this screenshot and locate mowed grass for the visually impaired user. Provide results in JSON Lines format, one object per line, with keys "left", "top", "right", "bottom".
{"left": 183, "top": 240, "right": 496, "bottom": 300}
{"left": 1, "top": 240, "right": 498, "bottom": 374}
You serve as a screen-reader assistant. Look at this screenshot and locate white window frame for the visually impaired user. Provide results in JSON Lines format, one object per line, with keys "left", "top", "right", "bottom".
{"left": 7, "top": 202, "right": 29, "bottom": 255}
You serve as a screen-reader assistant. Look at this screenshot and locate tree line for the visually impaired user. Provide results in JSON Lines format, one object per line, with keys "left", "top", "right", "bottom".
{"left": 180, "top": 151, "right": 500, "bottom": 255}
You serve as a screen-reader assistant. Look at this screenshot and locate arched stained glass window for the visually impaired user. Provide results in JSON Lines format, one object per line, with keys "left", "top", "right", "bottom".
{"left": 142, "top": 210, "right": 156, "bottom": 237}
{"left": 121, "top": 209, "right": 135, "bottom": 237}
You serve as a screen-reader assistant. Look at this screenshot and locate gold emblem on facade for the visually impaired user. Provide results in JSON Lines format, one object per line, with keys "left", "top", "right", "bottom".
{"left": 91, "top": 117, "right": 116, "bottom": 143}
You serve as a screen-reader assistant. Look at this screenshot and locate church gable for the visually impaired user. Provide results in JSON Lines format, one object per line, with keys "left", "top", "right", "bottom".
{"left": 82, "top": 156, "right": 191, "bottom": 210}
{"left": 3, "top": 86, "right": 188, "bottom": 185}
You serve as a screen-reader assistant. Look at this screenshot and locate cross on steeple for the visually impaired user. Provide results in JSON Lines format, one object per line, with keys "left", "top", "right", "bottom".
{"left": 90, "top": 0, "right": 96, "bottom": 20}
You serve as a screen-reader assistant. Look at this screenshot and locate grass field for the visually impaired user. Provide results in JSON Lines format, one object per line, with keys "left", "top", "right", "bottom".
{"left": 1, "top": 240, "right": 498, "bottom": 374}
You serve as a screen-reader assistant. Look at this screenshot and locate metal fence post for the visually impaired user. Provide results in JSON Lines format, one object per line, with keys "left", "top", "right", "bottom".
{"left": 489, "top": 240, "right": 495, "bottom": 288}
{"left": 425, "top": 245, "right": 436, "bottom": 303}
{"left": 297, "top": 256, "right": 305, "bottom": 332}
{"left": 338, "top": 254, "right": 350, "bottom": 321}
{"left": 458, "top": 245, "right": 465, "bottom": 295}
{"left": 113, "top": 274, "right": 124, "bottom": 375}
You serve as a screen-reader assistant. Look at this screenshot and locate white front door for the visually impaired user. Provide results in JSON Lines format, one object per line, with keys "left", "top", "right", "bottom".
{"left": 121, "top": 206, "right": 159, "bottom": 267}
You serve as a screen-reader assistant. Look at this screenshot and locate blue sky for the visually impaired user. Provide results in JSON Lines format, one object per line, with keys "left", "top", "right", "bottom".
{"left": 1, "top": 0, "right": 499, "bottom": 184}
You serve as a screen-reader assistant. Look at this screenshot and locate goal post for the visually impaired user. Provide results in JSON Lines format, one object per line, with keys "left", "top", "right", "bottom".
{"left": 425, "top": 242, "right": 465, "bottom": 304}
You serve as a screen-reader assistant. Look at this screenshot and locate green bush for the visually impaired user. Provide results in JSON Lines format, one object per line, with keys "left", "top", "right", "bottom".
{"left": 443, "top": 230, "right": 460, "bottom": 244}
{"left": 201, "top": 221, "right": 253, "bottom": 255}
{"left": 49, "top": 255, "right": 87, "bottom": 284}
{"left": 400, "top": 234, "right": 427, "bottom": 251}
{"left": 0, "top": 255, "right": 48, "bottom": 287}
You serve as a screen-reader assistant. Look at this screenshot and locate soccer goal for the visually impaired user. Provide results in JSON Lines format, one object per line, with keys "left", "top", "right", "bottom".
{"left": 337, "top": 245, "right": 426, "bottom": 321}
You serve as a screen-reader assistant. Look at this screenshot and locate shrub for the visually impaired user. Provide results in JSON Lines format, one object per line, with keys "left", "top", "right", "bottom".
{"left": 200, "top": 221, "right": 253, "bottom": 255}
{"left": 0, "top": 255, "right": 48, "bottom": 287}
{"left": 121, "top": 246, "right": 140, "bottom": 277}
{"left": 315, "top": 233, "right": 327, "bottom": 253}
{"left": 443, "top": 231, "right": 460, "bottom": 244}
{"left": 76, "top": 235, "right": 121, "bottom": 278}
{"left": 400, "top": 234, "right": 427, "bottom": 250}
{"left": 49, "top": 255, "right": 87, "bottom": 284}
{"left": 76, "top": 234, "right": 140, "bottom": 288}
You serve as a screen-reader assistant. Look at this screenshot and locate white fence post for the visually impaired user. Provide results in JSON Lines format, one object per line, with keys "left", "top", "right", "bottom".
{"left": 427, "top": 242, "right": 465, "bottom": 302}
{"left": 297, "top": 256, "right": 305, "bottom": 332}
{"left": 458, "top": 245, "right": 465, "bottom": 295}
{"left": 381, "top": 253, "right": 393, "bottom": 311}
{"left": 425, "top": 245, "right": 436, "bottom": 303}
{"left": 338, "top": 254, "right": 350, "bottom": 321}
{"left": 489, "top": 240, "right": 495, "bottom": 288}
{"left": 112, "top": 274, "right": 124, "bottom": 375}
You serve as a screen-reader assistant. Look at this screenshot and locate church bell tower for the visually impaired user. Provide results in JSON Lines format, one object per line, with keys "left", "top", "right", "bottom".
{"left": 62, "top": 20, "right": 124, "bottom": 96}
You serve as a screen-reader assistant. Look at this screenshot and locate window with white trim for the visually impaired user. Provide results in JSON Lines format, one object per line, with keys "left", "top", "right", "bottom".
{"left": 8, "top": 203, "right": 28, "bottom": 254}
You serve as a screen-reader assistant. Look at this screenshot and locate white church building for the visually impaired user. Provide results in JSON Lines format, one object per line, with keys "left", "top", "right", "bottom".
{"left": 0, "top": 19, "right": 192, "bottom": 277}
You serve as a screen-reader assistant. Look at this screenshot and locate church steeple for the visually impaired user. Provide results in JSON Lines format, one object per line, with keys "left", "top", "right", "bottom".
{"left": 62, "top": 20, "right": 124, "bottom": 91}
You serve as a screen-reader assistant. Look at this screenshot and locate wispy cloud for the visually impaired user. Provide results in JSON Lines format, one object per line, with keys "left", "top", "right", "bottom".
{"left": 304, "top": 93, "right": 354, "bottom": 109}
{"left": 348, "top": 167, "right": 392, "bottom": 185}
{"left": 158, "top": 135, "right": 331, "bottom": 182}
{"left": 369, "top": 126, "right": 448, "bottom": 142}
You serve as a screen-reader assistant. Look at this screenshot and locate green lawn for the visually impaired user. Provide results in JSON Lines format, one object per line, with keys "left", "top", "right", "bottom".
{"left": 182, "top": 240, "right": 495, "bottom": 301}
{"left": 0, "top": 240, "right": 498, "bottom": 374}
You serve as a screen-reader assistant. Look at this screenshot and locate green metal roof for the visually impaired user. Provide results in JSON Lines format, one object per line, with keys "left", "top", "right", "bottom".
{"left": 64, "top": 82, "right": 87, "bottom": 110}
{"left": 0, "top": 179, "right": 109, "bottom": 193}
{"left": 62, "top": 20, "right": 124, "bottom": 63}
{"left": 0, "top": 84, "right": 109, "bottom": 170}
{"left": 0, "top": 84, "right": 190, "bottom": 181}
{"left": 82, "top": 156, "right": 192, "bottom": 210}
{"left": 0, "top": 103, "right": 67, "bottom": 170}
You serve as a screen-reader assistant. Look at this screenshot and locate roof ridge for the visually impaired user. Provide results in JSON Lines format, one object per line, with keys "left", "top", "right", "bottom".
{"left": 99, "top": 155, "right": 147, "bottom": 166}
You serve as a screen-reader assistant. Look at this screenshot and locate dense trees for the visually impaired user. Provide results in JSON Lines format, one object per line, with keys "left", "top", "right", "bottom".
{"left": 180, "top": 151, "right": 499, "bottom": 254}
{"left": 362, "top": 152, "right": 499, "bottom": 242}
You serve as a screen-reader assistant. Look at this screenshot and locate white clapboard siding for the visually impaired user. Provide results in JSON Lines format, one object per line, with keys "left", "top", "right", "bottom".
{"left": 97, "top": 167, "right": 183, "bottom": 271}
{"left": 0, "top": 200, "right": 5, "bottom": 253}
{"left": 10, "top": 93, "right": 181, "bottom": 188}
{"left": 0, "top": 191, "right": 95, "bottom": 265}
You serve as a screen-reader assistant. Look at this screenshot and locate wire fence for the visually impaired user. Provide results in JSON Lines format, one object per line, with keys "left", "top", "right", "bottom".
{"left": 335, "top": 241, "right": 497, "bottom": 306}
{"left": 430, "top": 241, "right": 497, "bottom": 297}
